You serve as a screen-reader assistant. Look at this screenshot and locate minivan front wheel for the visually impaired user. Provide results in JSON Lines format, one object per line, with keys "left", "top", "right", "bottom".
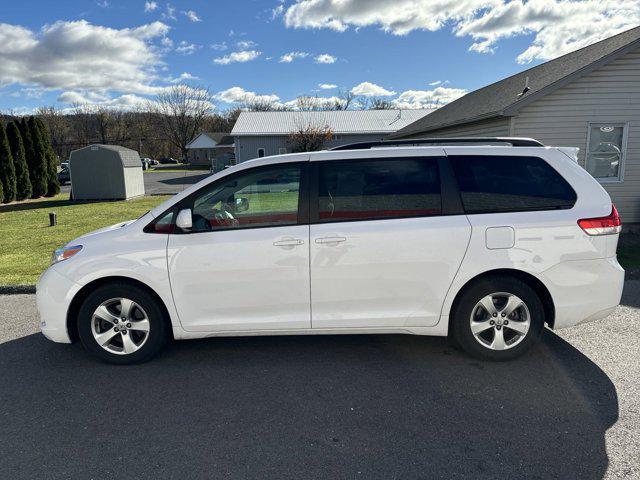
{"left": 77, "top": 283, "right": 170, "bottom": 364}
{"left": 452, "top": 276, "right": 544, "bottom": 361}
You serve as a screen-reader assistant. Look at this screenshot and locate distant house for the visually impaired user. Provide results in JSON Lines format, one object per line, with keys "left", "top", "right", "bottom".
{"left": 230, "top": 109, "right": 433, "bottom": 163}
{"left": 186, "top": 132, "right": 235, "bottom": 171}
{"left": 391, "top": 26, "right": 640, "bottom": 222}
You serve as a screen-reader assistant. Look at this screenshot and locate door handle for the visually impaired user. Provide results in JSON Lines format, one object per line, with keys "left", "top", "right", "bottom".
{"left": 315, "top": 236, "right": 347, "bottom": 244}
{"left": 273, "top": 238, "right": 304, "bottom": 247}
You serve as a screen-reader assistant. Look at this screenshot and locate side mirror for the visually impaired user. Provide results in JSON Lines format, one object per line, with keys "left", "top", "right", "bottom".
{"left": 235, "top": 197, "right": 249, "bottom": 212}
{"left": 175, "top": 208, "right": 193, "bottom": 230}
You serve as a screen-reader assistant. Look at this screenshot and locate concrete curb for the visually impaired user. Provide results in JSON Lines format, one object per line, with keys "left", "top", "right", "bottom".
{"left": 0, "top": 285, "right": 36, "bottom": 295}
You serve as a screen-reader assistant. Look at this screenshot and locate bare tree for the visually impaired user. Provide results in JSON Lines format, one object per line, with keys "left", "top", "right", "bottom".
{"left": 36, "top": 106, "right": 70, "bottom": 159}
{"left": 242, "top": 98, "right": 290, "bottom": 112}
{"left": 148, "top": 84, "right": 213, "bottom": 161}
{"left": 368, "top": 98, "right": 395, "bottom": 110}
{"left": 287, "top": 124, "right": 333, "bottom": 153}
{"left": 203, "top": 108, "right": 242, "bottom": 133}
{"left": 337, "top": 90, "right": 355, "bottom": 110}
{"left": 70, "top": 103, "right": 95, "bottom": 148}
{"left": 295, "top": 96, "right": 322, "bottom": 111}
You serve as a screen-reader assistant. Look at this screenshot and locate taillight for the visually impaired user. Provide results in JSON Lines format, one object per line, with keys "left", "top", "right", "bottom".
{"left": 578, "top": 204, "right": 621, "bottom": 236}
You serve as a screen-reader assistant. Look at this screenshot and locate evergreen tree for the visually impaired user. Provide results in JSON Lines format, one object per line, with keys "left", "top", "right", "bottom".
{"left": 36, "top": 118, "right": 60, "bottom": 196}
{"left": 0, "top": 124, "right": 17, "bottom": 203}
{"left": 6, "top": 122, "right": 32, "bottom": 201}
{"left": 26, "top": 117, "right": 47, "bottom": 198}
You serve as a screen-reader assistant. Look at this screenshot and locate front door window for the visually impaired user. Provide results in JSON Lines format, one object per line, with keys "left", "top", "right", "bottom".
{"left": 190, "top": 165, "right": 301, "bottom": 232}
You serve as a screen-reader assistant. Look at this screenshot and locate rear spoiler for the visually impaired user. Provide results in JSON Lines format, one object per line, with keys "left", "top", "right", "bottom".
{"left": 558, "top": 147, "right": 579, "bottom": 162}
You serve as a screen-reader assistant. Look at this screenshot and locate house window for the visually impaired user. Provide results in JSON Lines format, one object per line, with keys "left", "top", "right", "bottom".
{"left": 585, "top": 123, "right": 628, "bottom": 182}
{"left": 278, "top": 148, "right": 288, "bottom": 155}
{"left": 257, "top": 148, "right": 265, "bottom": 158}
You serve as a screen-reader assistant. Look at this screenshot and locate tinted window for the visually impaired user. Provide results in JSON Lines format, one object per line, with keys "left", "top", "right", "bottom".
{"left": 450, "top": 155, "right": 576, "bottom": 213}
{"left": 317, "top": 158, "right": 441, "bottom": 222}
{"left": 189, "top": 165, "right": 301, "bottom": 232}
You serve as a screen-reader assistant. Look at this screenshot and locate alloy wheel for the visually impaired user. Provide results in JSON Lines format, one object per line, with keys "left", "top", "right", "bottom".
{"left": 469, "top": 292, "right": 531, "bottom": 350}
{"left": 91, "top": 298, "right": 151, "bottom": 355}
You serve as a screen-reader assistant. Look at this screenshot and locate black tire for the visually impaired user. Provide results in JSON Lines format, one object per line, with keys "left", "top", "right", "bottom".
{"left": 451, "top": 276, "right": 545, "bottom": 361}
{"left": 77, "top": 283, "right": 170, "bottom": 365}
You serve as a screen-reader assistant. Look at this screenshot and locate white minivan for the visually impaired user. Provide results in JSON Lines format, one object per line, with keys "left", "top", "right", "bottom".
{"left": 37, "top": 138, "right": 625, "bottom": 364}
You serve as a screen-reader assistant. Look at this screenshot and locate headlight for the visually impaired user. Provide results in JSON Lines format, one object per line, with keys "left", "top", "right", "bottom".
{"left": 51, "top": 245, "right": 83, "bottom": 265}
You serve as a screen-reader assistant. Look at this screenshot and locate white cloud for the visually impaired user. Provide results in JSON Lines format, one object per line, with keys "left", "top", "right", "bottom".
{"left": 144, "top": 1, "right": 158, "bottom": 12}
{"left": 428, "top": 80, "right": 442, "bottom": 86}
{"left": 392, "top": 86, "right": 468, "bottom": 108}
{"left": 213, "top": 50, "right": 262, "bottom": 65}
{"left": 96, "top": 0, "right": 109, "bottom": 8}
{"left": 176, "top": 40, "right": 200, "bottom": 55}
{"left": 182, "top": 10, "right": 201, "bottom": 22}
{"left": 162, "top": 3, "right": 177, "bottom": 20}
{"left": 318, "top": 83, "right": 337, "bottom": 89}
{"left": 167, "top": 72, "right": 199, "bottom": 83}
{"left": 215, "top": 86, "right": 280, "bottom": 105}
{"left": 236, "top": 40, "right": 257, "bottom": 49}
{"left": 284, "top": 0, "right": 640, "bottom": 63}
{"left": 314, "top": 53, "right": 337, "bottom": 64}
{"left": 211, "top": 41, "right": 228, "bottom": 51}
{"left": 272, "top": 4, "right": 285, "bottom": 19}
{"left": 0, "top": 20, "right": 169, "bottom": 95}
{"left": 279, "top": 51, "right": 309, "bottom": 63}
{"left": 57, "top": 86, "right": 215, "bottom": 112}
{"left": 57, "top": 91, "right": 148, "bottom": 109}
{"left": 351, "top": 81, "right": 396, "bottom": 97}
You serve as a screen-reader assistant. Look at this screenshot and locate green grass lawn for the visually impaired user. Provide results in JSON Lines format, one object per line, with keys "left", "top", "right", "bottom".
{"left": 0, "top": 194, "right": 169, "bottom": 286}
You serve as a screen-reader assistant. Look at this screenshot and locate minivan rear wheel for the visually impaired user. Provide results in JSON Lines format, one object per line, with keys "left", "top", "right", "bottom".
{"left": 452, "top": 276, "right": 544, "bottom": 361}
{"left": 77, "top": 283, "right": 170, "bottom": 364}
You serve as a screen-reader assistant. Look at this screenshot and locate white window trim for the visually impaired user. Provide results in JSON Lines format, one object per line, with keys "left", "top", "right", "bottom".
{"left": 257, "top": 148, "right": 265, "bottom": 158}
{"left": 278, "top": 147, "right": 288, "bottom": 155}
{"left": 585, "top": 122, "right": 629, "bottom": 184}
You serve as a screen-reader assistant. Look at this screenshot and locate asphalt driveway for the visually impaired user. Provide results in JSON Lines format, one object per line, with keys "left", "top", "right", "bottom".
{"left": 60, "top": 170, "right": 210, "bottom": 196}
{"left": 0, "top": 282, "right": 638, "bottom": 479}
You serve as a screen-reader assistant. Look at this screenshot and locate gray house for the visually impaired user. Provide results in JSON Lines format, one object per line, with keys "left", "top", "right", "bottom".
{"left": 69, "top": 144, "right": 145, "bottom": 200}
{"left": 391, "top": 26, "right": 640, "bottom": 222}
{"left": 231, "top": 109, "right": 432, "bottom": 163}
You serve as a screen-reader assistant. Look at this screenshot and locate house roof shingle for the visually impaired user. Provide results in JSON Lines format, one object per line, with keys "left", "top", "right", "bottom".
{"left": 392, "top": 26, "right": 640, "bottom": 138}
{"left": 231, "top": 109, "right": 433, "bottom": 136}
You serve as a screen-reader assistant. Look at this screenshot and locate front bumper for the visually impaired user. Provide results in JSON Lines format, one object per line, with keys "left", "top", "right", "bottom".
{"left": 36, "top": 267, "right": 82, "bottom": 343}
{"left": 538, "top": 256, "right": 625, "bottom": 330}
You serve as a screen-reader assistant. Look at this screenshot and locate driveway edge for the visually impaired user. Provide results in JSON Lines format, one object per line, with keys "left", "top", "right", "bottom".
{"left": 0, "top": 285, "right": 36, "bottom": 295}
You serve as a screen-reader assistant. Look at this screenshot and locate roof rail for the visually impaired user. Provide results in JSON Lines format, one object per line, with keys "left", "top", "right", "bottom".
{"left": 329, "top": 137, "right": 544, "bottom": 151}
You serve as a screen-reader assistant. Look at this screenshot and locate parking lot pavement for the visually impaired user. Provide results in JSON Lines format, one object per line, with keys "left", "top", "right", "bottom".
{"left": 60, "top": 170, "right": 210, "bottom": 196}
{"left": 0, "top": 284, "right": 638, "bottom": 480}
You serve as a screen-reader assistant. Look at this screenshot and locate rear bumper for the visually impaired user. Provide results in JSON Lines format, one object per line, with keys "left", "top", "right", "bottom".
{"left": 36, "top": 267, "right": 82, "bottom": 344}
{"left": 537, "top": 256, "right": 624, "bottom": 330}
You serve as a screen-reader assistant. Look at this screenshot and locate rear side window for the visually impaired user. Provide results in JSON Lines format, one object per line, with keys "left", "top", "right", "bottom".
{"left": 449, "top": 155, "right": 576, "bottom": 213}
{"left": 317, "top": 158, "right": 441, "bottom": 222}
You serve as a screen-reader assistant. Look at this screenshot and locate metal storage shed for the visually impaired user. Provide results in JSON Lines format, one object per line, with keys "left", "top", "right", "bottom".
{"left": 69, "top": 145, "right": 145, "bottom": 200}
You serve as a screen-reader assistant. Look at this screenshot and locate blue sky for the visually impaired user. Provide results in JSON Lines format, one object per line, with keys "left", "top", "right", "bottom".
{"left": 0, "top": 0, "right": 638, "bottom": 113}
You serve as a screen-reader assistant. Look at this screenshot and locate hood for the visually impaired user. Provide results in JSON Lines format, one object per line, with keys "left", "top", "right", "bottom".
{"left": 71, "top": 219, "right": 136, "bottom": 243}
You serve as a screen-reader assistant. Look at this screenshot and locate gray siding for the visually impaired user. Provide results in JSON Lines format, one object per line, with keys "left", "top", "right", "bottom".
{"left": 514, "top": 47, "right": 640, "bottom": 221}
{"left": 234, "top": 133, "right": 391, "bottom": 163}
{"left": 399, "top": 117, "right": 511, "bottom": 139}
{"left": 69, "top": 146, "right": 144, "bottom": 200}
